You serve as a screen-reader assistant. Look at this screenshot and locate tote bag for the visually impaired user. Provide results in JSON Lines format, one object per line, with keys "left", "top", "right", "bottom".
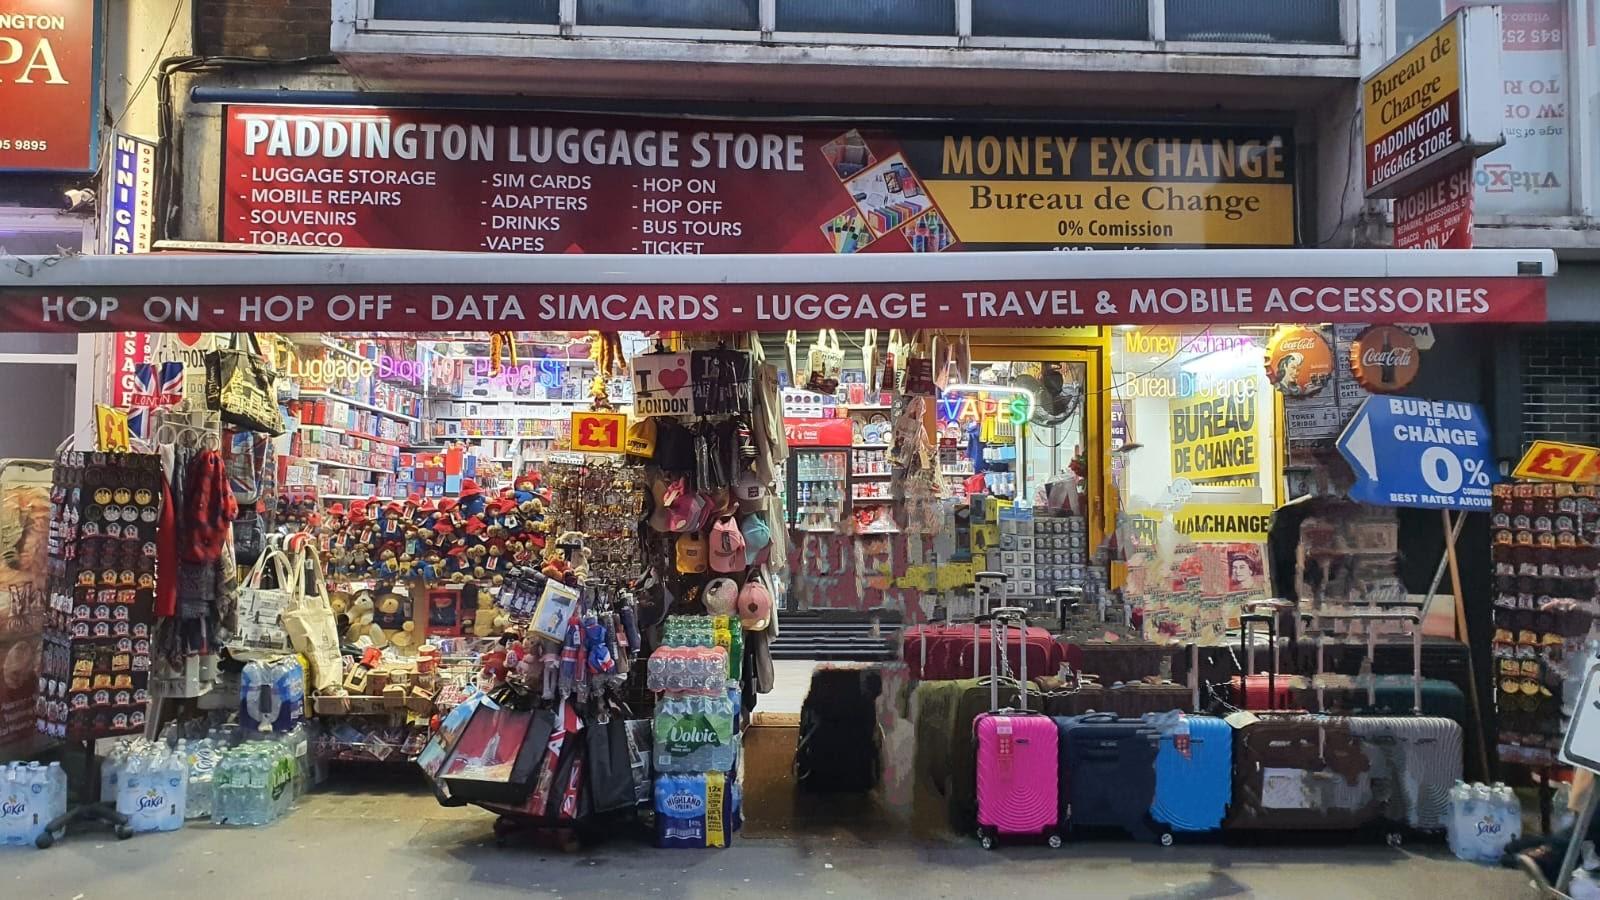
{"left": 232, "top": 548, "right": 295, "bottom": 653}
{"left": 206, "top": 334, "right": 284, "bottom": 435}
{"left": 280, "top": 542, "right": 344, "bottom": 693}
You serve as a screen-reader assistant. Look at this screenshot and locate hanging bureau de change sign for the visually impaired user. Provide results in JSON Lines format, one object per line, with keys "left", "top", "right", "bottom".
{"left": 1363, "top": 7, "right": 1504, "bottom": 199}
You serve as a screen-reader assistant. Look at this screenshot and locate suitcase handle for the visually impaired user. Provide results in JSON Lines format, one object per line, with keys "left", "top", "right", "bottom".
{"left": 1078, "top": 712, "right": 1120, "bottom": 723}
{"left": 1239, "top": 612, "right": 1278, "bottom": 710}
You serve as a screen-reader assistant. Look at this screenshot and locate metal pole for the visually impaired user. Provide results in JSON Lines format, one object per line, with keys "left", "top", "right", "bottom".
{"left": 1557, "top": 782, "right": 1600, "bottom": 894}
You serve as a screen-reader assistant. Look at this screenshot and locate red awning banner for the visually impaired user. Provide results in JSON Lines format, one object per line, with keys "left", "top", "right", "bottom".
{"left": 0, "top": 249, "right": 1553, "bottom": 333}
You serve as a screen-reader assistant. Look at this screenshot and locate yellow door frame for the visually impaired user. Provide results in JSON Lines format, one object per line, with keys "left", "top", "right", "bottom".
{"left": 968, "top": 329, "right": 1114, "bottom": 556}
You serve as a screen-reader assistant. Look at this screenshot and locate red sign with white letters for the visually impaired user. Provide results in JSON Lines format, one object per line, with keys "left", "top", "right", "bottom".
{"left": 0, "top": 0, "right": 99, "bottom": 171}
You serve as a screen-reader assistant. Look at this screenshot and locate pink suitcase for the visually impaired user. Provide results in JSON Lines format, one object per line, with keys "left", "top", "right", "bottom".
{"left": 973, "top": 594, "right": 1062, "bottom": 849}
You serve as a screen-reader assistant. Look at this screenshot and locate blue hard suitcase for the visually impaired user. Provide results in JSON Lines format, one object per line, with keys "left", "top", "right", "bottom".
{"left": 1055, "top": 713, "right": 1161, "bottom": 842}
{"left": 1146, "top": 714, "right": 1232, "bottom": 838}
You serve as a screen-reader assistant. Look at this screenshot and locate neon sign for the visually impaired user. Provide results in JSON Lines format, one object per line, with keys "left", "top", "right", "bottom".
{"left": 281, "top": 355, "right": 375, "bottom": 384}
{"left": 937, "top": 393, "right": 1031, "bottom": 427}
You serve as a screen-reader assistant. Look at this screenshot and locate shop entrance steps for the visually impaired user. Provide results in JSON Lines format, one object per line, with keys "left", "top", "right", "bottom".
{"left": 768, "top": 611, "right": 901, "bottom": 661}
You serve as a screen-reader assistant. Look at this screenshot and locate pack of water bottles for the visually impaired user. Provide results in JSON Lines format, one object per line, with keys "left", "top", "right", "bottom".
{"left": 99, "top": 740, "right": 189, "bottom": 834}
{"left": 654, "top": 771, "right": 743, "bottom": 848}
{"left": 661, "top": 616, "right": 743, "bottom": 681}
{"left": 211, "top": 733, "right": 305, "bottom": 827}
{"left": 647, "top": 647, "right": 729, "bottom": 693}
{"left": 1446, "top": 781, "right": 1523, "bottom": 863}
{"left": 0, "top": 761, "right": 68, "bottom": 847}
{"left": 239, "top": 657, "right": 306, "bottom": 734}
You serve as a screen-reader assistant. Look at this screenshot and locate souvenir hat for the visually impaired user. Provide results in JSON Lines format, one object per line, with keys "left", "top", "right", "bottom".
{"left": 708, "top": 516, "right": 746, "bottom": 573}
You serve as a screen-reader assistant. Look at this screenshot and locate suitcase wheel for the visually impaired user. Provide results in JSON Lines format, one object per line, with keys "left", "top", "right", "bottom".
{"left": 1159, "top": 832, "right": 1174, "bottom": 848}
{"left": 1048, "top": 833, "right": 1063, "bottom": 849}
{"left": 978, "top": 830, "right": 995, "bottom": 851}
{"left": 1386, "top": 832, "right": 1403, "bottom": 849}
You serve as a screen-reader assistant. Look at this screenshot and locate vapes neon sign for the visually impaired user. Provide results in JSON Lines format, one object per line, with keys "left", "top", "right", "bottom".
{"left": 937, "top": 394, "right": 1031, "bottom": 426}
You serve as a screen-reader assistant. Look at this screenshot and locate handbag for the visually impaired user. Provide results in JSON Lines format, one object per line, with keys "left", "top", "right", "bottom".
{"left": 280, "top": 542, "right": 344, "bottom": 693}
{"left": 436, "top": 694, "right": 556, "bottom": 805}
{"left": 586, "top": 709, "right": 641, "bottom": 814}
{"left": 231, "top": 548, "right": 295, "bottom": 653}
{"left": 206, "top": 334, "right": 284, "bottom": 435}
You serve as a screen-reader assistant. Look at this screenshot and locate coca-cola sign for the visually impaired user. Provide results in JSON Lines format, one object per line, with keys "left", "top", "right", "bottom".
{"left": 1349, "top": 325, "right": 1422, "bottom": 393}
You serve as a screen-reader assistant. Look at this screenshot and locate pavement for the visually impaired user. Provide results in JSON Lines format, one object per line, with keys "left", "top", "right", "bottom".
{"left": 8, "top": 786, "right": 1541, "bottom": 900}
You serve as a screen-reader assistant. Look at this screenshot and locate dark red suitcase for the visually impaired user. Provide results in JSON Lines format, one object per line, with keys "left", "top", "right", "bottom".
{"left": 903, "top": 624, "right": 982, "bottom": 680}
{"left": 956, "top": 624, "right": 1061, "bottom": 680}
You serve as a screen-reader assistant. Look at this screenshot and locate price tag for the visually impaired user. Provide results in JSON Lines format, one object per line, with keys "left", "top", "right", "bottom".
{"left": 1513, "top": 440, "right": 1600, "bottom": 484}
{"left": 570, "top": 411, "right": 627, "bottom": 454}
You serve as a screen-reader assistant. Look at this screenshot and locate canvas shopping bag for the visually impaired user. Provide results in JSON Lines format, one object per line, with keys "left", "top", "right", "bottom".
{"left": 805, "top": 330, "right": 844, "bottom": 394}
{"left": 438, "top": 697, "right": 557, "bottom": 806}
{"left": 232, "top": 549, "right": 295, "bottom": 653}
{"left": 206, "top": 334, "right": 284, "bottom": 435}
{"left": 280, "top": 542, "right": 344, "bottom": 693}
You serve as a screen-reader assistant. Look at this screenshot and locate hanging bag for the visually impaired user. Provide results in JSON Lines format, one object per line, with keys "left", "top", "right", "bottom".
{"left": 280, "top": 540, "right": 345, "bottom": 693}
{"left": 232, "top": 548, "right": 296, "bottom": 653}
{"left": 206, "top": 334, "right": 284, "bottom": 436}
{"left": 806, "top": 330, "right": 844, "bottom": 395}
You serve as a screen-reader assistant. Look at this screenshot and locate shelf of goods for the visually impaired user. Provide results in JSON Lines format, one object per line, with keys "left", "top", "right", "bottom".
{"left": 300, "top": 390, "right": 421, "bottom": 424}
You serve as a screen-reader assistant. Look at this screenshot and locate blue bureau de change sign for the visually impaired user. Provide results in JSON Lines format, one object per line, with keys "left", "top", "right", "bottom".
{"left": 1336, "top": 397, "right": 1498, "bottom": 510}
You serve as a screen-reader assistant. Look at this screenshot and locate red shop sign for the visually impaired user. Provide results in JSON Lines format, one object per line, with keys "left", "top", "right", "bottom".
{"left": 0, "top": 0, "right": 101, "bottom": 172}
{"left": 1394, "top": 166, "right": 1474, "bottom": 250}
{"left": 0, "top": 249, "right": 1552, "bottom": 333}
{"left": 784, "top": 418, "right": 853, "bottom": 447}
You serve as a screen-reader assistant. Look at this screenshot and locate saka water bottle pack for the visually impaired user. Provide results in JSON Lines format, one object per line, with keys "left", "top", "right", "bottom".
{"left": 0, "top": 762, "right": 68, "bottom": 847}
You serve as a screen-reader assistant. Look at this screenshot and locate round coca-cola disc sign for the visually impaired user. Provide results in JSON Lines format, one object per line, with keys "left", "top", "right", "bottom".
{"left": 1349, "top": 325, "right": 1421, "bottom": 393}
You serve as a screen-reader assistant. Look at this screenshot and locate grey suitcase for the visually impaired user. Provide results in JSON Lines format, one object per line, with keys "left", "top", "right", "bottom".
{"left": 1344, "top": 716, "right": 1462, "bottom": 833}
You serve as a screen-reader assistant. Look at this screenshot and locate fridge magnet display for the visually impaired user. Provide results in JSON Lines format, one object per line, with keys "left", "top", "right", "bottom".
{"left": 1348, "top": 325, "right": 1421, "bottom": 393}
{"left": 845, "top": 153, "right": 935, "bottom": 237}
{"left": 1265, "top": 327, "right": 1334, "bottom": 398}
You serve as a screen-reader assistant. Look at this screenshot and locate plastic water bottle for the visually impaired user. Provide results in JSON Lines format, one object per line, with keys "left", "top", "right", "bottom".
{"left": 1447, "top": 780, "right": 1470, "bottom": 859}
{"left": 46, "top": 762, "right": 67, "bottom": 823}
{"left": 0, "top": 763, "right": 46, "bottom": 846}
{"left": 1493, "top": 782, "right": 1522, "bottom": 853}
{"left": 187, "top": 740, "right": 218, "bottom": 820}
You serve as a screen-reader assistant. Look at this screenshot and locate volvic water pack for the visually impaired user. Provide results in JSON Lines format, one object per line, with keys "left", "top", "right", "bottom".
{"left": 653, "top": 695, "right": 736, "bottom": 773}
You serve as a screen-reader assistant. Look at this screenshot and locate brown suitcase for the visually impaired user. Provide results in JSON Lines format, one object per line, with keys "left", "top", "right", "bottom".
{"left": 1073, "top": 642, "right": 1181, "bottom": 685}
{"left": 1225, "top": 715, "right": 1378, "bottom": 830}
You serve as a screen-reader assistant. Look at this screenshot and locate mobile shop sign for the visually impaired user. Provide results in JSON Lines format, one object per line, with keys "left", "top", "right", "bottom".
{"left": 0, "top": 275, "right": 1553, "bottom": 333}
{"left": 101, "top": 133, "right": 155, "bottom": 254}
{"left": 1363, "top": 7, "right": 1504, "bottom": 199}
{"left": 221, "top": 106, "right": 1297, "bottom": 252}
{"left": 0, "top": 0, "right": 101, "bottom": 171}
{"left": 1336, "top": 396, "right": 1498, "bottom": 510}
{"left": 1394, "top": 165, "right": 1474, "bottom": 249}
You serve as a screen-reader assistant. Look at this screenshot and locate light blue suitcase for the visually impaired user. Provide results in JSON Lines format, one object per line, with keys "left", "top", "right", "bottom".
{"left": 1147, "top": 714, "right": 1232, "bottom": 838}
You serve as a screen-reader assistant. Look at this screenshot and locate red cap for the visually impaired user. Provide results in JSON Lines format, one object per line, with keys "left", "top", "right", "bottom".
{"left": 327, "top": 503, "right": 347, "bottom": 517}
{"left": 417, "top": 498, "right": 437, "bottom": 514}
{"left": 406, "top": 492, "right": 422, "bottom": 507}
{"left": 447, "top": 545, "right": 466, "bottom": 557}
{"left": 437, "top": 498, "right": 457, "bottom": 513}
{"left": 433, "top": 519, "right": 456, "bottom": 534}
{"left": 459, "top": 478, "right": 484, "bottom": 498}
{"left": 385, "top": 501, "right": 402, "bottom": 515}
{"left": 464, "top": 517, "right": 486, "bottom": 535}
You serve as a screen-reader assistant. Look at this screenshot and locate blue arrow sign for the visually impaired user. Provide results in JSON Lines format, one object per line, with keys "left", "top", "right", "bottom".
{"left": 1336, "top": 397, "right": 1499, "bottom": 510}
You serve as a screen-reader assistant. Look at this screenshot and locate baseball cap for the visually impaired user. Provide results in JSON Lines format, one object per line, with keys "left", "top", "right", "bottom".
{"left": 708, "top": 516, "right": 746, "bottom": 573}
{"left": 740, "top": 514, "right": 773, "bottom": 567}
{"left": 675, "top": 532, "right": 707, "bottom": 574}
{"left": 738, "top": 574, "right": 773, "bottom": 630}
{"left": 704, "top": 576, "right": 739, "bottom": 616}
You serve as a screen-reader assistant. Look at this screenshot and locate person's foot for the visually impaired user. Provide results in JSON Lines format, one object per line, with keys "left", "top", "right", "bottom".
{"left": 1517, "top": 844, "right": 1562, "bottom": 888}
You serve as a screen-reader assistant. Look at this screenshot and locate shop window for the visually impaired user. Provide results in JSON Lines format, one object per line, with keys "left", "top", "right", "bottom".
{"left": 371, "top": 0, "right": 559, "bottom": 23}
{"left": 1110, "top": 327, "right": 1278, "bottom": 641}
{"left": 1164, "top": 0, "right": 1341, "bottom": 43}
{"left": 775, "top": 0, "right": 956, "bottom": 36}
{"left": 972, "top": 0, "right": 1147, "bottom": 40}
{"left": 578, "top": 0, "right": 759, "bottom": 29}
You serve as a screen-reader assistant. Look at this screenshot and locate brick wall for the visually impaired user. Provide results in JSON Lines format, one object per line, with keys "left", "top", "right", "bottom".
{"left": 1520, "top": 327, "right": 1600, "bottom": 447}
{"left": 196, "top": 0, "right": 332, "bottom": 58}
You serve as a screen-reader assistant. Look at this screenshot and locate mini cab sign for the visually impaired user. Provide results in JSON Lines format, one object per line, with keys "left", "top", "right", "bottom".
{"left": 1362, "top": 7, "right": 1504, "bottom": 198}
{"left": 1512, "top": 440, "right": 1600, "bottom": 484}
{"left": 570, "top": 411, "right": 628, "bottom": 454}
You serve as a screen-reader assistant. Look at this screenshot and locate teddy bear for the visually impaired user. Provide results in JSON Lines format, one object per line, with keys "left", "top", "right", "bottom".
{"left": 374, "top": 592, "right": 417, "bottom": 652}
{"left": 470, "top": 590, "right": 500, "bottom": 638}
{"left": 344, "top": 592, "right": 387, "bottom": 647}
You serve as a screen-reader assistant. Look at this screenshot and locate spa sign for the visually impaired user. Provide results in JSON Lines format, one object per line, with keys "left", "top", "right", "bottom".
{"left": 222, "top": 105, "right": 1297, "bottom": 253}
{"left": 0, "top": 0, "right": 100, "bottom": 171}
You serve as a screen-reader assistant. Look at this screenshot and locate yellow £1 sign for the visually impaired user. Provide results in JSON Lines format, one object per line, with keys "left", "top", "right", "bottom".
{"left": 1512, "top": 440, "right": 1600, "bottom": 484}
{"left": 570, "top": 411, "right": 628, "bottom": 454}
